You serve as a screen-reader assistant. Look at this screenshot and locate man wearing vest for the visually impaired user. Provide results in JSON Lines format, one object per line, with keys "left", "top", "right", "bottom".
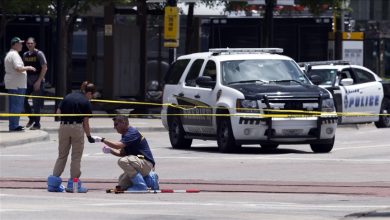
{"left": 23, "top": 37, "right": 48, "bottom": 130}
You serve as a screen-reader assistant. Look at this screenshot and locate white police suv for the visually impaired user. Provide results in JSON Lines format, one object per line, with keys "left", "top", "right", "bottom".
{"left": 302, "top": 61, "right": 390, "bottom": 128}
{"left": 161, "top": 48, "right": 338, "bottom": 153}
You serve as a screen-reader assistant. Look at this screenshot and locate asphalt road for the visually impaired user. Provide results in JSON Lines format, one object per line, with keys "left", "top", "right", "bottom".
{"left": 1, "top": 123, "right": 389, "bottom": 219}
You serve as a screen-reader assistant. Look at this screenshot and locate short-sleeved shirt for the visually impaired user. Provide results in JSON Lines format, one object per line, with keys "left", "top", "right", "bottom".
{"left": 59, "top": 91, "right": 92, "bottom": 123}
{"left": 23, "top": 49, "right": 47, "bottom": 86}
{"left": 4, "top": 49, "right": 27, "bottom": 89}
{"left": 120, "top": 127, "right": 156, "bottom": 166}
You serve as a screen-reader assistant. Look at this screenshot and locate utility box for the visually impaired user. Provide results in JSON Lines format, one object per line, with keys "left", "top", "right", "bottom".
{"left": 328, "top": 32, "right": 364, "bottom": 65}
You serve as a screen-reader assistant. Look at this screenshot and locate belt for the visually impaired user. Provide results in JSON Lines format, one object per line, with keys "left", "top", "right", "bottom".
{"left": 60, "top": 121, "right": 82, "bottom": 125}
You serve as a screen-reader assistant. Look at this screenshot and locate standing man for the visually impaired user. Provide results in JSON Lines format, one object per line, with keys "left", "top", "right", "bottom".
{"left": 95, "top": 115, "right": 159, "bottom": 191}
{"left": 23, "top": 37, "right": 48, "bottom": 130}
{"left": 4, "top": 37, "right": 36, "bottom": 131}
{"left": 47, "top": 81, "right": 97, "bottom": 193}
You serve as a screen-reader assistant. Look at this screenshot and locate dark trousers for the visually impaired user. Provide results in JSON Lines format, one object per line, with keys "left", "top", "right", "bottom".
{"left": 24, "top": 83, "right": 44, "bottom": 126}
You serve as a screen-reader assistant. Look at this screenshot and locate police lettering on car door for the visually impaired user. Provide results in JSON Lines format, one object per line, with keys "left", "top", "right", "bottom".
{"left": 344, "top": 89, "right": 380, "bottom": 109}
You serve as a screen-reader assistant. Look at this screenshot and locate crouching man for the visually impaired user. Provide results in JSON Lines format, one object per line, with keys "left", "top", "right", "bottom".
{"left": 95, "top": 115, "right": 159, "bottom": 191}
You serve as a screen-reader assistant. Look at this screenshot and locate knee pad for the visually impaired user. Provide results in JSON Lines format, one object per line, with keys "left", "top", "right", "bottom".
{"left": 127, "top": 173, "right": 147, "bottom": 191}
{"left": 144, "top": 171, "right": 159, "bottom": 190}
{"left": 47, "top": 175, "right": 64, "bottom": 192}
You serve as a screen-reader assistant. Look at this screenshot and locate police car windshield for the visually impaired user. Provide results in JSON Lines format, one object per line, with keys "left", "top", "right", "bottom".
{"left": 221, "top": 59, "right": 308, "bottom": 85}
{"left": 306, "top": 69, "right": 337, "bottom": 86}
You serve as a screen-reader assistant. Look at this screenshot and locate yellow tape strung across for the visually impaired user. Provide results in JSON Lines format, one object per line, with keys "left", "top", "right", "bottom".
{"left": 0, "top": 92, "right": 388, "bottom": 117}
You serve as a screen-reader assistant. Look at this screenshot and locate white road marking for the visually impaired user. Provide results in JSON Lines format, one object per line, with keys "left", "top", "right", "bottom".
{"left": 1, "top": 154, "right": 388, "bottom": 163}
{"left": 333, "top": 144, "right": 389, "bottom": 151}
{"left": 0, "top": 194, "right": 390, "bottom": 211}
{"left": 154, "top": 156, "right": 390, "bottom": 163}
{"left": 1, "top": 193, "right": 388, "bottom": 212}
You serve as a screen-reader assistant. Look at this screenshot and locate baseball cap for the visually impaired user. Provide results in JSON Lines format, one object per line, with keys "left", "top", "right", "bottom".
{"left": 11, "top": 37, "right": 24, "bottom": 45}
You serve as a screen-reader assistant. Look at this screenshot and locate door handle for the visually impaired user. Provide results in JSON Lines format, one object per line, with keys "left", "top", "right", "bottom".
{"left": 178, "top": 92, "right": 184, "bottom": 97}
{"left": 194, "top": 94, "right": 200, "bottom": 98}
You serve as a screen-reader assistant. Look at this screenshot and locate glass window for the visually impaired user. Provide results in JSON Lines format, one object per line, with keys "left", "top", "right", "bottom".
{"left": 185, "top": 59, "right": 204, "bottom": 87}
{"left": 306, "top": 69, "right": 337, "bottom": 86}
{"left": 221, "top": 59, "right": 308, "bottom": 85}
{"left": 353, "top": 68, "right": 375, "bottom": 84}
{"left": 202, "top": 60, "right": 217, "bottom": 81}
{"left": 164, "top": 59, "right": 190, "bottom": 85}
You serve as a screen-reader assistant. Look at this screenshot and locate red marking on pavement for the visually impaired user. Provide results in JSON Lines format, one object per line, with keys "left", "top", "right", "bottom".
{"left": 1, "top": 178, "right": 389, "bottom": 197}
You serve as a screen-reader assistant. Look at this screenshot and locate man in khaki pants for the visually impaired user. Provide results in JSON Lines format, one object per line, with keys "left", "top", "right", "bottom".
{"left": 47, "top": 81, "right": 97, "bottom": 193}
{"left": 94, "top": 115, "right": 159, "bottom": 191}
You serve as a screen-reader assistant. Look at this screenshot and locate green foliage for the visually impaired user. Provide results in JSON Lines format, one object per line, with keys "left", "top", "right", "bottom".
{"left": 198, "top": 0, "right": 349, "bottom": 16}
{"left": 296, "top": 0, "right": 350, "bottom": 15}
{"left": 0, "top": 0, "right": 50, "bottom": 15}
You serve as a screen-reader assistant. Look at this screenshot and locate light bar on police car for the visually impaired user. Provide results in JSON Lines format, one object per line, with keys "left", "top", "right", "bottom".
{"left": 209, "top": 48, "right": 283, "bottom": 55}
{"left": 298, "top": 60, "right": 350, "bottom": 67}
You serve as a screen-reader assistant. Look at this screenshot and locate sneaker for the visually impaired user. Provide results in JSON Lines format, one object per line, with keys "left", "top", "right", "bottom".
{"left": 9, "top": 126, "right": 25, "bottom": 132}
{"left": 26, "top": 121, "right": 34, "bottom": 128}
{"left": 30, "top": 125, "right": 41, "bottom": 130}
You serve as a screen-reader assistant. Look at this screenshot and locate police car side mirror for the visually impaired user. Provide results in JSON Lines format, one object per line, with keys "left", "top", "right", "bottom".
{"left": 196, "top": 76, "right": 216, "bottom": 89}
{"left": 309, "top": 75, "right": 322, "bottom": 85}
{"left": 340, "top": 78, "right": 354, "bottom": 86}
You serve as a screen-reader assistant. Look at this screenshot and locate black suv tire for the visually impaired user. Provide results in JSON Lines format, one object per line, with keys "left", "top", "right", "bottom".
{"left": 217, "top": 117, "right": 240, "bottom": 153}
{"left": 168, "top": 116, "right": 192, "bottom": 149}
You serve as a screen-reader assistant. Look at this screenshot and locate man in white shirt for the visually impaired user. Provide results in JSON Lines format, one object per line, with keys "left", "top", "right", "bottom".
{"left": 4, "top": 37, "right": 36, "bottom": 131}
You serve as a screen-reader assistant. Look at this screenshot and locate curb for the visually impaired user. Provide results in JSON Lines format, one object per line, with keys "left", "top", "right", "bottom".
{"left": 42, "top": 126, "right": 166, "bottom": 134}
{"left": 0, "top": 126, "right": 166, "bottom": 147}
{"left": 0, "top": 130, "right": 50, "bottom": 148}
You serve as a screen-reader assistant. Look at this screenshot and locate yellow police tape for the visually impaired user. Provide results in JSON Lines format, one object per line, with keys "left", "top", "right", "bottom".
{"left": 0, "top": 92, "right": 389, "bottom": 118}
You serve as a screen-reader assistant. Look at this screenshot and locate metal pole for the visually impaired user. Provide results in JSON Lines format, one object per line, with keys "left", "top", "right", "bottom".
{"left": 54, "top": 0, "right": 62, "bottom": 121}
{"left": 167, "top": 0, "right": 177, "bottom": 64}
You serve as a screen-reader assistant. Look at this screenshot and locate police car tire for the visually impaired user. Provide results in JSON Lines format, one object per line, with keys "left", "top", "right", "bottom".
{"left": 310, "top": 137, "right": 334, "bottom": 153}
{"left": 374, "top": 98, "right": 390, "bottom": 128}
{"left": 168, "top": 116, "right": 192, "bottom": 149}
{"left": 217, "top": 117, "right": 240, "bottom": 153}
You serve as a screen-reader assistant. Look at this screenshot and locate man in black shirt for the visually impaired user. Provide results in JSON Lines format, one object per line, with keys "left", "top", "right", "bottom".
{"left": 47, "top": 81, "right": 97, "bottom": 193}
{"left": 23, "top": 37, "right": 47, "bottom": 130}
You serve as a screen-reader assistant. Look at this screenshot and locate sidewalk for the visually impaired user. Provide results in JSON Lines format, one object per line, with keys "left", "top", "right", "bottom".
{"left": 0, "top": 116, "right": 166, "bottom": 148}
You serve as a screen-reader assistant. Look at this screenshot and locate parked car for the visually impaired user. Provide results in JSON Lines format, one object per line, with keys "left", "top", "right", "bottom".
{"left": 161, "top": 48, "right": 338, "bottom": 153}
{"left": 300, "top": 60, "right": 390, "bottom": 128}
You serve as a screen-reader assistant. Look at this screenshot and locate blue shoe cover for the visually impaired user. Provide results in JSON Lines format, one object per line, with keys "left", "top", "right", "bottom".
{"left": 47, "top": 175, "right": 65, "bottom": 192}
{"left": 144, "top": 171, "right": 159, "bottom": 190}
{"left": 65, "top": 178, "right": 88, "bottom": 193}
{"left": 127, "top": 173, "right": 148, "bottom": 191}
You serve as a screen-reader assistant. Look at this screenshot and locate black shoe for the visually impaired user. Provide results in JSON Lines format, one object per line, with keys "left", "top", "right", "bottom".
{"left": 9, "top": 126, "right": 25, "bottom": 132}
{"left": 30, "top": 125, "right": 41, "bottom": 130}
{"left": 26, "top": 121, "right": 34, "bottom": 128}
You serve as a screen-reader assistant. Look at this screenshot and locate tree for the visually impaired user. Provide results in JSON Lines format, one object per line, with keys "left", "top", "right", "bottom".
{"left": 0, "top": 0, "right": 48, "bottom": 40}
{"left": 51, "top": 0, "right": 121, "bottom": 98}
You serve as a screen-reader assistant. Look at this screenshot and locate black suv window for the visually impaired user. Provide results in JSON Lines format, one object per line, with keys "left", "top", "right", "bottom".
{"left": 353, "top": 68, "right": 375, "bottom": 84}
{"left": 202, "top": 60, "right": 217, "bottom": 81}
{"left": 185, "top": 59, "right": 204, "bottom": 87}
{"left": 164, "top": 59, "right": 190, "bottom": 85}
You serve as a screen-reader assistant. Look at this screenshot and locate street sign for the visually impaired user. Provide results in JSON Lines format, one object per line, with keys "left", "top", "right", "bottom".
{"left": 164, "top": 40, "right": 179, "bottom": 48}
{"left": 164, "top": 6, "right": 179, "bottom": 40}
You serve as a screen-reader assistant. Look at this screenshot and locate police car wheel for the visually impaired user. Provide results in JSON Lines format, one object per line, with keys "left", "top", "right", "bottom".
{"left": 310, "top": 137, "right": 334, "bottom": 153}
{"left": 260, "top": 144, "right": 279, "bottom": 150}
{"left": 217, "top": 117, "right": 240, "bottom": 153}
{"left": 374, "top": 98, "right": 390, "bottom": 128}
{"left": 168, "top": 116, "right": 192, "bottom": 149}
